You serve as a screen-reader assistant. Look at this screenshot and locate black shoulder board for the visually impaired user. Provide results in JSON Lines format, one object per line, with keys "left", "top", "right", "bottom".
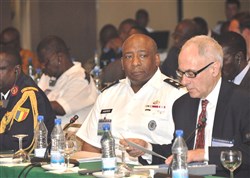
{"left": 164, "top": 78, "right": 183, "bottom": 89}
{"left": 84, "top": 71, "right": 90, "bottom": 84}
{"left": 101, "top": 80, "right": 119, "bottom": 92}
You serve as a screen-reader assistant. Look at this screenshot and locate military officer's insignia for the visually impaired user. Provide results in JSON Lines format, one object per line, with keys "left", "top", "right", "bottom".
{"left": 148, "top": 120, "right": 157, "bottom": 131}
{"left": 164, "top": 78, "right": 183, "bottom": 89}
{"left": 153, "top": 100, "right": 160, "bottom": 105}
{"left": 10, "top": 85, "right": 19, "bottom": 96}
{"left": 14, "top": 107, "right": 30, "bottom": 122}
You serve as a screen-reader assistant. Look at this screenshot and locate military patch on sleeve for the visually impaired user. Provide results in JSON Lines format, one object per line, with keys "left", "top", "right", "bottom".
{"left": 14, "top": 107, "right": 30, "bottom": 122}
{"left": 101, "top": 80, "right": 119, "bottom": 92}
{"left": 164, "top": 78, "right": 183, "bottom": 89}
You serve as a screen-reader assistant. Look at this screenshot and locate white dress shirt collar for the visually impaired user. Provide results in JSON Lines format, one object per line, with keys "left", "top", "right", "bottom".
{"left": 0, "top": 90, "right": 10, "bottom": 100}
{"left": 233, "top": 63, "right": 250, "bottom": 85}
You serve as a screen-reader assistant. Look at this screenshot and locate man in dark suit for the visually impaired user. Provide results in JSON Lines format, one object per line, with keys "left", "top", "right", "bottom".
{"left": 151, "top": 35, "right": 250, "bottom": 177}
{"left": 217, "top": 31, "right": 250, "bottom": 92}
{"left": 0, "top": 46, "right": 55, "bottom": 153}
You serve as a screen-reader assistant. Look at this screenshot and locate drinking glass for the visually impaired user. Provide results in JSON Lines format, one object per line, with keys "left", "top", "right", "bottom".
{"left": 220, "top": 150, "right": 242, "bottom": 178}
{"left": 12, "top": 134, "right": 30, "bottom": 163}
{"left": 64, "top": 140, "right": 76, "bottom": 172}
{"left": 115, "top": 145, "right": 133, "bottom": 177}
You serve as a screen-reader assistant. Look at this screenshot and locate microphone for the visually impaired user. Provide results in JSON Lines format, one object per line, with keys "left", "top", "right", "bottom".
{"left": 63, "top": 115, "right": 79, "bottom": 131}
{"left": 43, "top": 115, "right": 79, "bottom": 159}
{"left": 185, "top": 117, "right": 206, "bottom": 145}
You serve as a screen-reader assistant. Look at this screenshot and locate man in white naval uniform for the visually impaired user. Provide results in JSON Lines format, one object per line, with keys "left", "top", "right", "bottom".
{"left": 76, "top": 34, "right": 186, "bottom": 164}
{"left": 37, "top": 35, "right": 98, "bottom": 128}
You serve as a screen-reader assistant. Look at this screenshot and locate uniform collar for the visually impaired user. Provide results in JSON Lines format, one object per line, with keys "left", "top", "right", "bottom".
{"left": 0, "top": 90, "right": 10, "bottom": 100}
{"left": 124, "top": 68, "right": 162, "bottom": 90}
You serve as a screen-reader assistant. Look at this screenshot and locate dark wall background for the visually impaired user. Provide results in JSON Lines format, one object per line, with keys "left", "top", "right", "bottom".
{"left": 1, "top": 0, "right": 97, "bottom": 64}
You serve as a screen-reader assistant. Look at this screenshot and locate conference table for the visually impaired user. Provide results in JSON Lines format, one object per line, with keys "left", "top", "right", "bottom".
{"left": 0, "top": 160, "right": 224, "bottom": 178}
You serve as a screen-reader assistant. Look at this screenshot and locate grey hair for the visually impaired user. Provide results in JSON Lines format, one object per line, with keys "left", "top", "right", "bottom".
{"left": 181, "top": 35, "right": 223, "bottom": 68}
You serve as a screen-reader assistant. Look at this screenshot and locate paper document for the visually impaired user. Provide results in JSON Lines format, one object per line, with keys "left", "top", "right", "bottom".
{"left": 124, "top": 139, "right": 167, "bottom": 160}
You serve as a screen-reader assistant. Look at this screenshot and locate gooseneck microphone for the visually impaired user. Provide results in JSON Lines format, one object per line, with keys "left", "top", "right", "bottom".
{"left": 185, "top": 117, "right": 207, "bottom": 145}
{"left": 63, "top": 115, "right": 79, "bottom": 131}
{"left": 167, "top": 117, "right": 207, "bottom": 175}
{"left": 41, "top": 115, "right": 79, "bottom": 159}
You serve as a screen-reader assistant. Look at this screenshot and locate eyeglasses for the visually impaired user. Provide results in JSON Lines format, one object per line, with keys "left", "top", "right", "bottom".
{"left": 176, "top": 62, "right": 214, "bottom": 79}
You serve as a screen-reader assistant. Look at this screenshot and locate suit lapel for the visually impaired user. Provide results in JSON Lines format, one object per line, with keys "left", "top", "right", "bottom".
{"left": 213, "top": 81, "right": 233, "bottom": 136}
{"left": 240, "top": 68, "right": 250, "bottom": 90}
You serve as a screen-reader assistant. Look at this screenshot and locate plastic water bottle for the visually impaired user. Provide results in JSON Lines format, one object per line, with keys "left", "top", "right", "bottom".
{"left": 28, "top": 58, "right": 34, "bottom": 80}
{"left": 172, "top": 130, "right": 189, "bottom": 178}
{"left": 93, "top": 66, "right": 102, "bottom": 91}
{"left": 34, "top": 115, "right": 48, "bottom": 158}
{"left": 50, "top": 118, "right": 65, "bottom": 167}
{"left": 34, "top": 68, "right": 42, "bottom": 84}
{"left": 101, "top": 124, "right": 116, "bottom": 175}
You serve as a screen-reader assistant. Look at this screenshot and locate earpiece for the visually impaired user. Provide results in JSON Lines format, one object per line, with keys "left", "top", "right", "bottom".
{"left": 14, "top": 67, "right": 19, "bottom": 76}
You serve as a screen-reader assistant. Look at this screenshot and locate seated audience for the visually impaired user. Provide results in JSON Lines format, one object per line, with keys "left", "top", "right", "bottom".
{"left": 37, "top": 35, "right": 98, "bottom": 127}
{"left": 0, "top": 27, "right": 41, "bottom": 75}
{"left": 99, "top": 24, "right": 122, "bottom": 68}
{"left": 135, "top": 9, "right": 154, "bottom": 32}
{"left": 217, "top": 31, "right": 250, "bottom": 91}
{"left": 193, "top": 16, "right": 218, "bottom": 38}
{"left": 213, "top": 0, "right": 241, "bottom": 35}
{"left": 118, "top": 18, "right": 137, "bottom": 42}
{"left": 0, "top": 46, "right": 55, "bottom": 152}
{"left": 131, "top": 35, "right": 250, "bottom": 177}
{"left": 76, "top": 34, "right": 186, "bottom": 163}
{"left": 229, "top": 11, "right": 250, "bottom": 61}
{"left": 161, "top": 19, "right": 199, "bottom": 79}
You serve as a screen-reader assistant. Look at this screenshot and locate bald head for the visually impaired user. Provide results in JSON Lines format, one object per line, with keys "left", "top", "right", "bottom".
{"left": 181, "top": 35, "right": 223, "bottom": 67}
{"left": 121, "top": 34, "right": 160, "bottom": 92}
{"left": 178, "top": 35, "right": 223, "bottom": 98}
{"left": 122, "top": 34, "right": 158, "bottom": 54}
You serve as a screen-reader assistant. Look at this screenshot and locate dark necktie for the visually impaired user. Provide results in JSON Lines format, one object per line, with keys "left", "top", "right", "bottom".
{"left": 195, "top": 99, "right": 208, "bottom": 149}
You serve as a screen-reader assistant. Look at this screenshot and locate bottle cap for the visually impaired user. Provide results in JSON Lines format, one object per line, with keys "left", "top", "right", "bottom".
{"left": 37, "top": 115, "right": 44, "bottom": 122}
{"left": 175, "top": 130, "right": 183, "bottom": 137}
{"left": 54, "top": 118, "right": 62, "bottom": 125}
{"left": 102, "top": 124, "right": 110, "bottom": 131}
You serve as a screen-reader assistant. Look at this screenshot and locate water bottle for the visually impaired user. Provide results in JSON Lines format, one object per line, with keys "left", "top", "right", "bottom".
{"left": 28, "top": 58, "right": 34, "bottom": 80}
{"left": 34, "top": 68, "right": 42, "bottom": 84}
{"left": 50, "top": 118, "right": 65, "bottom": 167}
{"left": 34, "top": 115, "right": 48, "bottom": 158}
{"left": 93, "top": 66, "right": 102, "bottom": 91}
{"left": 172, "top": 130, "right": 189, "bottom": 178}
{"left": 101, "top": 124, "right": 116, "bottom": 175}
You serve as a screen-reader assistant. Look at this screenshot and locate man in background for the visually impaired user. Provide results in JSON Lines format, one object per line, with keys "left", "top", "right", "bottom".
{"left": 229, "top": 11, "right": 250, "bottom": 61}
{"left": 0, "top": 27, "right": 41, "bottom": 75}
{"left": 0, "top": 46, "right": 55, "bottom": 152}
{"left": 213, "top": 0, "right": 241, "bottom": 35}
{"left": 135, "top": 9, "right": 153, "bottom": 32}
{"left": 37, "top": 35, "right": 98, "bottom": 127}
{"left": 217, "top": 31, "right": 250, "bottom": 91}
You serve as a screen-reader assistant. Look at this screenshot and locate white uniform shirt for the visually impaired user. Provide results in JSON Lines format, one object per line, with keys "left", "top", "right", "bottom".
{"left": 38, "top": 61, "right": 98, "bottom": 127}
{"left": 77, "top": 68, "right": 186, "bottom": 149}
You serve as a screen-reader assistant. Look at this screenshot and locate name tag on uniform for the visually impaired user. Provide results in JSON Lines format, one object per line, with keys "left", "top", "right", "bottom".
{"left": 212, "top": 138, "right": 234, "bottom": 147}
{"left": 97, "top": 118, "right": 112, "bottom": 135}
{"left": 100, "top": 109, "right": 112, "bottom": 114}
